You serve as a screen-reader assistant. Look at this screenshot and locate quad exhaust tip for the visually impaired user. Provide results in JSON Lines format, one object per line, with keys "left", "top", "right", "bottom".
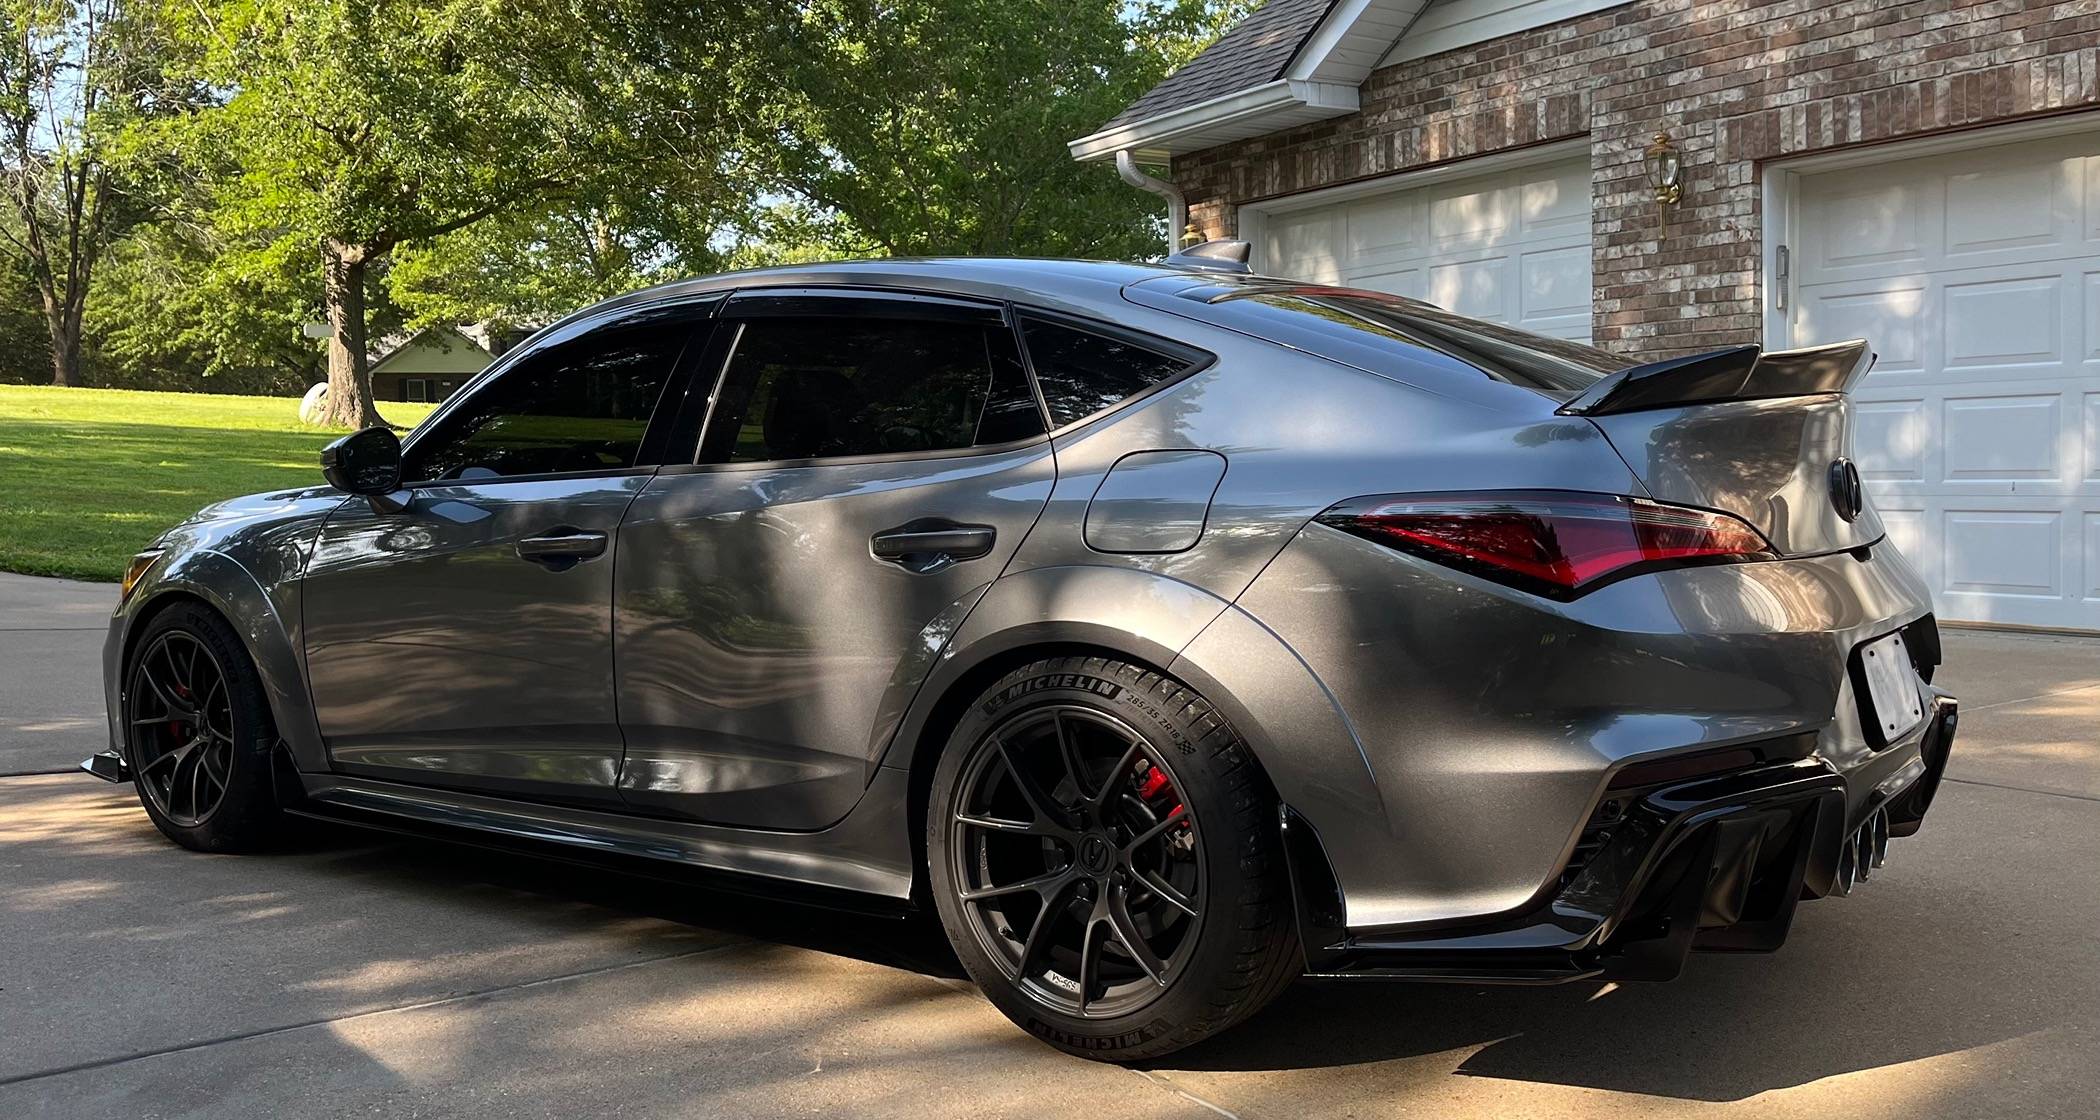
{"left": 1832, "top": 804, "right": 1893, "bottom": 897}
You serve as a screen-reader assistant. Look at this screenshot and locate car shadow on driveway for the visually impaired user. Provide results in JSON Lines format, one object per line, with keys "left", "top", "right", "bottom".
{"left": 1146, "top": 782, "right": 2092, "bottom": 1104}
{"left": 275, "top": 816, "right": 974, "bottom": 984}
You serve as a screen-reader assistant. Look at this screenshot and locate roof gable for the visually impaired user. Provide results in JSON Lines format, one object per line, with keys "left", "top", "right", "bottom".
{"left": 1072, "top": 0, "right": 1627, "bottom": 162}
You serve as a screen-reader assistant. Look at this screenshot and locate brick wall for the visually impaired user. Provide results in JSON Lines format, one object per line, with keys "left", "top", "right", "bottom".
{"left": 1172, "top": 0, "right": 2100, "bottom": 356}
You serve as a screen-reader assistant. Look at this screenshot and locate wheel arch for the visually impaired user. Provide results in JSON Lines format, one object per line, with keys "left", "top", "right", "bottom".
{"left": 119, "top": 550, "right": 326, "bottom": 772}
{"left": 882, "top": 564, "right": 1373, "bottom": 917}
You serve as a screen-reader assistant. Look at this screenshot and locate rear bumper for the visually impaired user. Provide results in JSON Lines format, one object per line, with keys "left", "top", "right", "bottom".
{"left": 1290, "top": 689, "right": 1958, "bottom": 982}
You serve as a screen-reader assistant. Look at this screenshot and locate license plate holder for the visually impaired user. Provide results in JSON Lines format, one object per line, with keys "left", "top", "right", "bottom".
{"left": 1855, "top": 631, "right": 1925, "bottom": 747}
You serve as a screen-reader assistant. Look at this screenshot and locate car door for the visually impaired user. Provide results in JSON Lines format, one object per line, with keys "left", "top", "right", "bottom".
{"left": 302, "top": 298, "right": 715, "bottom": 804}
{"left": 613, "top": 289, "right": 1056, "bottom": 828}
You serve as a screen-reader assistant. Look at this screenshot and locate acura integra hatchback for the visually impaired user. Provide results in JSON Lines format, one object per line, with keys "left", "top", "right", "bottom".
{"left": 90, "top": 243, "right": 1958, "bottom": 1060}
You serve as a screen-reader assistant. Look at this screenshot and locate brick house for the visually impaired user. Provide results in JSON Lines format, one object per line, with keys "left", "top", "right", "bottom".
{"left": 1070, "top": 0, "right": 2100, "bottom": 631}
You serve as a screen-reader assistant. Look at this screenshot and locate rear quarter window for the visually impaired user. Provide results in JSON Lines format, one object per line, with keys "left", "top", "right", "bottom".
{"left": 1018, "top": 316, "right": 1200, "bottom": 428}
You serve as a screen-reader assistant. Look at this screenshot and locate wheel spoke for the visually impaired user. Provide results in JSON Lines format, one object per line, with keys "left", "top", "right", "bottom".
{"left": 185, "top": 740, "right": 208, "bottom": 819}
{"left": 1051, "top": 714, "right": 1089, "bottom": 804}
{"left": 954, "top": 812, "right": 1052, "bottom": 836}
{"left": 1076, "top": 915, "right": 1106, "bottom": 1013}
{"left": 181, "top": 638, "right": 204, "bottom": 697}
{"left": 201, "top": 741, "right": 230, "bottom": 790}
{"left": 1089, "top": 740, "right": 1144, "bottom": 807}
{"left": 1123, "top": 804, "right": 1188, "bottom": 853}
{"left": 1015, "top": 877, "right": 1074, "bottom": 981}
{"left": 136, "top": 659, "right": 189, "bottom": 718}
{"left": 136, "top": 741, "right": 189, "bottom": 778}
{"left": 960, "top": 866, "right": 1071, "bottom": 902}
{"left": 1134, "top": 868, "right": 1198, "bottom": 918}
{"left": 1107, "top": 886, "right": 1167, "bottom": 985}
{"left": 995, "top": 738, "right": 1075, "bottom": 834}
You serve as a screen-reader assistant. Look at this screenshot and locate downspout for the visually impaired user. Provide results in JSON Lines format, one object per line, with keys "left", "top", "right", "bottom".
{"left": 1116, "top": 150, "right": 1191, "bottom": 255}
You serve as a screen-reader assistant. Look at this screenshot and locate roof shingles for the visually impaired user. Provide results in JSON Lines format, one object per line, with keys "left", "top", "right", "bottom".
{"left": 1102, "top": 0, "right": 1336, "bottom": 131}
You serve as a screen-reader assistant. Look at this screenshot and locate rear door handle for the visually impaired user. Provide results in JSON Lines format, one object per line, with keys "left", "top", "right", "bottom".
{"left": 871, "top": 521, "right": 995, "bottom": 572}
{"left": 517, "top": 527, "right": 608, "bottom": 570}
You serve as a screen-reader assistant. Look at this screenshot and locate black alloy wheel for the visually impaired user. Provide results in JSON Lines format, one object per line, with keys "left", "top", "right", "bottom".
{"left": 127, "top": 629, "right": 237, "bottom": 827}
{"left": 947, "top": 704, "right": 1205, "bottom": 1018}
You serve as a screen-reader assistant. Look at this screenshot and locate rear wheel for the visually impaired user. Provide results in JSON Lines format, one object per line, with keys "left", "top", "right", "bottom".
{"left": 927, "top": 656, "right": 1299, "bottom": 1060}
{"left": 123, "top": 602, "right": 289, "bottom": 852}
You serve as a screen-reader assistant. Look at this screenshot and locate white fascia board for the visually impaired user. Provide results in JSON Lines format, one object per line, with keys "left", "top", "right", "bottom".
{"left": 1287, "top": 0, "right": 1433, "bottom": 85}
{"left": 1067, "top": 79, "right": 1359, "bottom": 163}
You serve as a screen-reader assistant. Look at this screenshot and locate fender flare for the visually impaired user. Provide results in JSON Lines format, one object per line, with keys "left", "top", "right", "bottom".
{"left": 121, "top": 549, "right": 327, "bottom": 772}
{"left": 877, "top": 564, "right": 1385, "bottom": 921}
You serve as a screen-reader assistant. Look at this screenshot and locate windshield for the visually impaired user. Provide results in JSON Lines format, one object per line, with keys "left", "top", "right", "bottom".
{"left": 1206, "top": 284, "right": 1629, "bottom": 394}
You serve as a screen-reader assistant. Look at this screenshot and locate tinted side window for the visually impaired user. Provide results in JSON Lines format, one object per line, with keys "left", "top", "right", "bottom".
{"left": 404, "top": 319, "right": 690, "bottom": 482}
{"left": 699, "top": 316, "right": 1044, "bottom": 464}
{"left": 1019, "top": 317, "right": 1194, "bottom": 428}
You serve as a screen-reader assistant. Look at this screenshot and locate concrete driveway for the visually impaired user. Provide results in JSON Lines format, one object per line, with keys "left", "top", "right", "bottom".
{"left": 0, "top": 573, "right": 113, "bottom": 776}
{"left": 2, "top": 572, "right": 2095, "bottom": 1118}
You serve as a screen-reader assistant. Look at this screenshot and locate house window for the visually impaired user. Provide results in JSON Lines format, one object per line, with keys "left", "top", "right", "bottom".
{"left": 406, "top": 379, "right": 429, "bottom": 402}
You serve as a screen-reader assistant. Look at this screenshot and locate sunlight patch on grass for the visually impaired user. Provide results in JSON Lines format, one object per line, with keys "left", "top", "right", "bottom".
{"left": 0, "top": 385, "right": 437, "bottom": 581}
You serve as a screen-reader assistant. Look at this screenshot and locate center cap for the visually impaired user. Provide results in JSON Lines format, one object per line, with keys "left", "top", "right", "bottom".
{"left": 1078, "top": 834, "right": 1112, "bottom": 875}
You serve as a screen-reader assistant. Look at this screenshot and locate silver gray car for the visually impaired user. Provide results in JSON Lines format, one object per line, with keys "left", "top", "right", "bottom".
{"left": 90, "top": 244, "right": 1959, "bottom": 1060}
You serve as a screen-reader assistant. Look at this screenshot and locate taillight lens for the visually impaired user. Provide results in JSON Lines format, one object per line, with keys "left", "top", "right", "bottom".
{"left": 1315, "top": 491, "right": 1772, "bottom": 597}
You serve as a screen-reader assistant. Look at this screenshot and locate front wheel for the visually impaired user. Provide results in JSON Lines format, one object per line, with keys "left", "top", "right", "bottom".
{"left": 927, "top": 656, "right": 1300, "bottom": 1060}
{"left": 123, "top": 601, "right": 291, "bottom": 852}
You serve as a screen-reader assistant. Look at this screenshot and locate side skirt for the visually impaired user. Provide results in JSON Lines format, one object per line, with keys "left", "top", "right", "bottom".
{"left": 296, "top": 769, "right": 918, "bottom": 908}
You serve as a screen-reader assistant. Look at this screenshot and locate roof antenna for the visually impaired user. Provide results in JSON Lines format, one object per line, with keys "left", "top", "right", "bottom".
{"left": 1165, "top": 239, "right": 1253, "bottom": 274}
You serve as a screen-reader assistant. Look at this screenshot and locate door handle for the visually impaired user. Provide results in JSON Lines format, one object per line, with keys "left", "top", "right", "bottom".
{"left": 517, "top": 527, "right": 608, "bottom": 570}
{"left": 871, "top": 521, "right": 996, "bottom": 572}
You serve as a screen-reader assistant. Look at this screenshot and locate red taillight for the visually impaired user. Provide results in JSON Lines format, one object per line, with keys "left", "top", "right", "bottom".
{"left": 1316, "top": 491, "right": 1773, "bottom": 597}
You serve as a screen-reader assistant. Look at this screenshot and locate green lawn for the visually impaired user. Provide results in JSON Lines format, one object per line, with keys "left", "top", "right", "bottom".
{"left": 0, "top": 385, "right": 434, "bottom": 582}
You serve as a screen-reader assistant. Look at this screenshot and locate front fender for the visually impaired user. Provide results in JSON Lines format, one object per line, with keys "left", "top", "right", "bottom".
{"left": 110, "top": 549, "right": 326, "bottom": 771}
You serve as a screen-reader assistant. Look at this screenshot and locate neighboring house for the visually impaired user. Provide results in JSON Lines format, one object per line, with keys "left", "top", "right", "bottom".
{"left": 1072, "top": 0, "right": 2100, "bottom": 632}
{"left": 367, "top": 325, "right": 504, "bottom": 404}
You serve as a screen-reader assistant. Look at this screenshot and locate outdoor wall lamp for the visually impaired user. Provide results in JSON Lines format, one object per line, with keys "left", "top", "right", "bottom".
{"left": 1644, "top": 131, "right": 1683, "bottom": 210}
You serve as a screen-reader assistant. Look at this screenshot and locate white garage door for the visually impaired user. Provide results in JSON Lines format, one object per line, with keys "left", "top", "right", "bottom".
{"left": 1255, "top": 155, "right": 1593, "bottom": 342}
{"left": 1793, "top": 129, "right": 2100, "bottom": 631}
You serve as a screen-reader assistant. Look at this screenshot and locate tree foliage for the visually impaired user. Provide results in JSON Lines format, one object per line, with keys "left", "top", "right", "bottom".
{"left": 747, "top": 0, "right": 1232, "bottom": 261}
{"left": 3, "top": 0, "right": 1253, "bottom": 413}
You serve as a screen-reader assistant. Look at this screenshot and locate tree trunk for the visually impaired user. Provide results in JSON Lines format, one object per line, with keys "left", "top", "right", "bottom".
{"left": 38, "top": 297, "right": 80, "bottom": 387}
{"left": 316, "top": 238, "right": 384, "bottom": 429}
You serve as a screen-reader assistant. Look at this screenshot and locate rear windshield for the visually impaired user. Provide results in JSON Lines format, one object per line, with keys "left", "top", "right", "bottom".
{"left": 1207, "top": 286, "right": 1629, "bottom": 395}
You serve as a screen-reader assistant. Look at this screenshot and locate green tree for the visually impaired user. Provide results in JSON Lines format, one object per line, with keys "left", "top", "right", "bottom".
{"left": 745, "top": 0, "right": 1250, "bottom": 260}
{"left": 1, "top": 0, "right": 171, "bottom": 386}
{"left": 162, "top": 0, "right": 747, "bottom": 427}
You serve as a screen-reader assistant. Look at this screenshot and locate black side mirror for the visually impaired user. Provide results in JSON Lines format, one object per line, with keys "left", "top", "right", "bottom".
{"left": 320, "top": 427, "right": 403, "bottom": 495}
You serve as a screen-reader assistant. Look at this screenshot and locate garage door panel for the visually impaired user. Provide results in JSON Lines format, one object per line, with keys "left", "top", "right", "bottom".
{"left": 2081, "top": 155, "right": 2100, "bottom": 242}
{"left": 1518, "top": 161, "right": 1589, "bottom": 236}
{"left": 1343, "top": 193, "right": 1423, "bottom": 267}
{"left": 1941, "top": 396, "right": 2064, "bottom": 481}
{"left": 1265, "top": 210, "right": 1342, "bottom": 283}
{"left": 1345, "top": 266, "right": 1425, "bottom": 301}
{"left": 2086, "top": 394, "right": 2100, "bottom": 480}
{"left": 1794, "top": 128, "right": 2100, "bottom": 629}
{"left": 1814, "top": 181, "right": 1929, "bottom": 274}
{"left": 1854, "top": 399, "right": 1929, "bottom": 479}
{"left": 1428, "top": 256, "right": 1508, "bottom": 320}
{"left": 2085, "top": 515, "right": 2100, "bottom": 600}
{"left": 1943, "top": 511, "right": 2062, "bottom": 597}
{"left": 1943, "top": 275, "right": 2063, "bottom": 368}
{"left": 1944, "top": 163, "right": 2061, "bottom": 258}
{"left": 1427, "top": 179, "right": 1513, "bottom": 249}
{"left": 1802, "top": 282, "right": 1928, "bottom": 373}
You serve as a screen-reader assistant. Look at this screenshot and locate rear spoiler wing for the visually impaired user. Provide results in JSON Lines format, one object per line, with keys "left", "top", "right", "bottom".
{"left": 1557, "top": 339, "right": 1873, "bottom": 417}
